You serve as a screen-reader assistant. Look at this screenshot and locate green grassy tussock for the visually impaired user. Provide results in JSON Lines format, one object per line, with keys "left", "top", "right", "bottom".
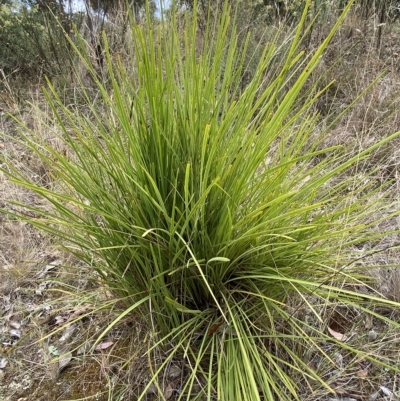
{"left": 2, "top": 1, "right": 400, "bottom": 400}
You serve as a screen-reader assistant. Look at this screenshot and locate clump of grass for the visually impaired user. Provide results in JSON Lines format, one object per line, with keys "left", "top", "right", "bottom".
{"left": 2, "top": 0, "right": 400, "bottom": 400}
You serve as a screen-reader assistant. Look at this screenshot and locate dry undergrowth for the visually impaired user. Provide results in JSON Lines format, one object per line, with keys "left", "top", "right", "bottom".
{"left": 1, "top": 12, "right": 400, "bottom": 401}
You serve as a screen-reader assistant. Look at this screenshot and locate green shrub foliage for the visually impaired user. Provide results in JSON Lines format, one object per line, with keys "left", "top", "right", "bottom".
{"left": 0, "top": 2, "right": 80, "bottom": 75}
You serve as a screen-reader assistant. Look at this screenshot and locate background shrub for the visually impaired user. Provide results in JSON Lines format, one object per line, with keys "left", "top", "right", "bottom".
{"left": 0, "top": 1, "right": 81, "bottom": 76}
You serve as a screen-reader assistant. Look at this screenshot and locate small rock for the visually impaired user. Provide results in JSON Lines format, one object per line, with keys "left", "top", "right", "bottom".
{"left": 10, "top": 329, "right": 21, "bottom": 339}
{"left": 145, "top": 383, "right": 158, "bottom": 395}
{"left": 380, "top": 386, "right": 393, "bottom": 397}
{"left": 168, "top": 365, "right": 182, "bottom": 379}
{"left": 0, "top": 357, "right": 7, "bottom": 369}
{"left": 368, "top": 330, "right": 377, "bottom": 341}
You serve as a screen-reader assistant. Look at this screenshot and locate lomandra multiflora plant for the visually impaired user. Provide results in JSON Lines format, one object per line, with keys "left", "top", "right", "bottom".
{"left": 3, "top": 0, "right": 400, "bottom": 399}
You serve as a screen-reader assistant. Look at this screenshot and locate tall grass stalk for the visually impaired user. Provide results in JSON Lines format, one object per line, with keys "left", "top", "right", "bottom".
{"left": 2, "top": 0, "right": 400, "bottom": 399}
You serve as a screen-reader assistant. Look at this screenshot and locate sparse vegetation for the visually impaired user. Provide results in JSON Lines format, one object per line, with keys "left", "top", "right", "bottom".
{"left": 1, "top": 1, "right": 400, "bottom": 401}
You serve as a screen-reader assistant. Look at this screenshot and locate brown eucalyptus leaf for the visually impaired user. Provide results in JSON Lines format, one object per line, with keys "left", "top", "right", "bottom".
{"left": 95, "top": 341, "right": 114, "bottom": 351}
{"left": 334, "top": 386, "right": 347, "bottom": 395}
{"left": 58, "top": 352, "right": 72, "bottom": 372}
{"left": 333, "top": 387, "right": 363, "bottom": 400}
{"left": 328, "top": 326, "right": 346, "bottom": 341}
{"left": 67, "top": 306, "right": 91, "bottom": 321}
{"left": 164, "top": 383, "right": 173, "bottom": 400}
{"left": 59, "top": 324, "right": 76, "bottom": 343}
{"left": 9, "top": 321, "right": 21, "bottom": 329}
{"left": 356, "top": 368, "right": 368, "bottom": 378}
{"left": 364, "top": 313, "right": 373, "bottom": 329}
